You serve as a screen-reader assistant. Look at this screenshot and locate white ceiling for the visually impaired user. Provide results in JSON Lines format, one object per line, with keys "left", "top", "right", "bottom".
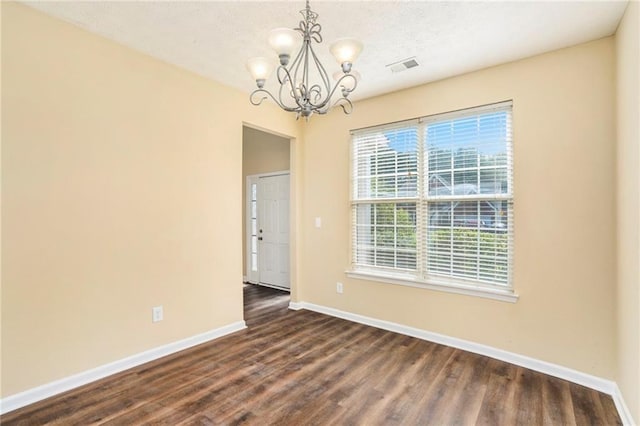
{"left": 24, "top": 1, "right": 628, "bottom": 102}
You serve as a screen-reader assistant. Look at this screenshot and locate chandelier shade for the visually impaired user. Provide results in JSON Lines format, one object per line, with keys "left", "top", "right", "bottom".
{"left": 268, "top": 28, "right": 299, "bottom": 58}
{"left": 329, "top": 38, "right": 363, "bottom": 68}
{"left": 247, "top": 0, "right": 363, "bottom": 120}
{"left": 246, "top": 57, "right": 274, "bottom": 84}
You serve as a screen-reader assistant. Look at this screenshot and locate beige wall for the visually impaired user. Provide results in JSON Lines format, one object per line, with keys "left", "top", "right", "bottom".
{"left": 241, "top": 127, "right": 290, "bottom": 275}
{"left": 0, "top": 0, "right": 4, "bottom": 400}
{"left": 1, "top": 2, "right": 299, "bottom": 397}
{"left": 298, "top": 38, "right": 617, "bottom": 379}
{"left": 616, "top": 1, "right": 640, "bottom": 423}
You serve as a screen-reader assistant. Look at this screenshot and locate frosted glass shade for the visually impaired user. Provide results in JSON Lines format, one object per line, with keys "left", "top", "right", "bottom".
{"left": 268, "top": 28, "right": 298, "bottom": 56}
{"left": 329, "top": 38, "right": 363, "bottom": 64}
{"left": 246, "top": 57, "right": 274, "bottom": 81}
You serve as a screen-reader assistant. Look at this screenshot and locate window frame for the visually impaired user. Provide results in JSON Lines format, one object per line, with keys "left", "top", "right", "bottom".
{"left": 348, "top": 101, "right": 517, "bottom": 303}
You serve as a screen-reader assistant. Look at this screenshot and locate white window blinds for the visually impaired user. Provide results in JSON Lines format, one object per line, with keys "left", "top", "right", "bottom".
{"left": 351, "top": 101, "right": 513, "bottom": 290}
{"left": 352, "top": 121, "right": 420, "bottom": 272}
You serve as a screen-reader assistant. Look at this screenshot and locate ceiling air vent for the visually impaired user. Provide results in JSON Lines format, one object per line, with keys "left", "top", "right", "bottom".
{"left": 387, "top": 57, "right": 419, "bottom": 73}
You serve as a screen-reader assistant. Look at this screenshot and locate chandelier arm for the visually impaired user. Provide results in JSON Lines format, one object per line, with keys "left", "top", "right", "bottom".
{"left": 333, "top": 97, "right": 354, "bottom": 115}
{"left": 306, "top": 84, "right": 323, "bottom": 105}
{"left": 250, "top": 88, "right": 299, "bottom": 112}
{"left": 305, "top": 43, "right": 332, "bottom": 108}
{"left": 286, "top": 40, "right": 315, "bottom": 111}
{"left": 303, "top": 41, "right": 311, "bottom": 100}
{"left": 276, "top": 66, "right": 306, "bottom": 111}
{"left": 320, "top": 73, "right": 358, "bottom": 108}
{"left": 279, "top": 78, "right": 304, "bottom": 112}
{"left": 252, "top": 64, "right": 303, "bottom": 113}
{"left": 335, "top": 73, "right": 359, "bottom": 93}
{"left": 276, "top": 67, "right": 294, "bottom": 107}
{"left": 288, "top": 40, "right": 306, "bottom": 81}
{"left": 275, "top": 64, "right": 291, "bottom": 86}
{"left": 288, "top": 42, "right": 307, "bottom": 102}
{"left": 308, "top": 42, "right": 331, "bottom": 90}
{"left": 315, "top": 95, "right": 353, "bottom": 116}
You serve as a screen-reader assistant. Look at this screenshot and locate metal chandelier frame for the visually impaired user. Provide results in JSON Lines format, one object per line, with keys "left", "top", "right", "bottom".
{"left": 249, "top": 0, "right": 359, "bottom": 120}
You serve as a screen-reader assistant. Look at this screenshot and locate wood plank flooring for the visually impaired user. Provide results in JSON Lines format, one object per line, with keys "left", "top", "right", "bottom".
{"left": 2, "top": 284, "right": 621, "bottom": 425}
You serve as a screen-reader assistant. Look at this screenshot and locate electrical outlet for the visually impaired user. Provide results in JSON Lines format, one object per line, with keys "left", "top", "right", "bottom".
{"left": 152, "top": 306, "right": 163, "bottom": 323}
{"left": 336, "top": 282, "right": 343, "bottom": 294}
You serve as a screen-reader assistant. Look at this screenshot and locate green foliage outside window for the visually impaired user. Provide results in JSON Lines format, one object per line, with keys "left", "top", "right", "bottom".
{"left": 372, "top": 203, "right": 416, "bottom": 250}
{"left": 428, "top": 228, "right": 508, "bottom": 283}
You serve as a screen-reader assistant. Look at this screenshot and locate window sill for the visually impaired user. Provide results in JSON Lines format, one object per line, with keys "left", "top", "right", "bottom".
{"left": 345, "top": 270, "right": 519, "bottom": 303}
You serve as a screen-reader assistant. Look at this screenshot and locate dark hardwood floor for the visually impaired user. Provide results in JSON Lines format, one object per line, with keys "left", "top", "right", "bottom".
{"left": 2, "top": 283, "right": 621, "bottom": 425}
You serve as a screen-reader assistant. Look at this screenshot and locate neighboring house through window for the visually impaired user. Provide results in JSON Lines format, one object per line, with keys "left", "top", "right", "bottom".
{"left": 349, "top": 101, "right": 515, "bottom": 301}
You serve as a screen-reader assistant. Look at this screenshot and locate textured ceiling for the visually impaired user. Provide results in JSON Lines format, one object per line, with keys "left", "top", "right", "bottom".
{"left": 24, "top": 1, "right": 628, "bottom": 102}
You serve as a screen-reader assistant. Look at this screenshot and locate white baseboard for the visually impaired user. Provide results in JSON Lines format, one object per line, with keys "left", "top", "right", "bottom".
{"left": 289, "top": 301, "right": 636, "bottom": 424}
{"left": 612, "top": 384, "right": 636, "bottom": 426}
{"left": 0, "top": 321, "right": 246, "bottom": 415}
{"left": 288, "top": 301, "right": 304, "bottom": 310}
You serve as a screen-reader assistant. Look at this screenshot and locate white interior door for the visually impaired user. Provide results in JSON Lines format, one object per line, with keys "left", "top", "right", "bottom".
{"left": 258, "top": 174, "right": 290, "bottom": 289}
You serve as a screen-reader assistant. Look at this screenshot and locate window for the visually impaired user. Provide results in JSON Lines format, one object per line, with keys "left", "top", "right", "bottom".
{"left": 250, "top": 182, "right": 258, "bottom": 272}
{"left": 350, "top": 101, "right": 514, "bottom": 300}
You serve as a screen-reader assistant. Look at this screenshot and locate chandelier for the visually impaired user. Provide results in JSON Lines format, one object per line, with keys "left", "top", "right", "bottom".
{"left": 246, "top": 0, "right": 363, "bottom": 120}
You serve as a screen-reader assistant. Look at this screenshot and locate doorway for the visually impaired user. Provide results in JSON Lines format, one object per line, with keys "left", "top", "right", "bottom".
{"left": 242, "top": 126, "right": 291, "bottom": 292}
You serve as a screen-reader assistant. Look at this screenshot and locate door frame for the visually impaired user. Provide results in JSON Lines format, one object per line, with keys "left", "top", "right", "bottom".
{"left": 245, "top": 170, "right": 290, "bottom": 287}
